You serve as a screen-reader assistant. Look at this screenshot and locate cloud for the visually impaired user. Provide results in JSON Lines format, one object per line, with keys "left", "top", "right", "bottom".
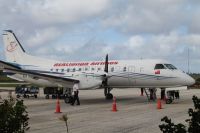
{"left": 0, "top": 0, "right": 200, "bottom": 73}
{"left": 31, "top": 31, "right": 180, "bottom": 60}
{"left": 26, "top": 28, "right": 62, "bottom": 47}
{"left": 30, "top": 0, "right": 110, "bottom": 24}
{"left": 102, "top": 0, "right": 189, "bottom": 34}
{"left": 126, "top": 35, "right": 144, "bottom": 48}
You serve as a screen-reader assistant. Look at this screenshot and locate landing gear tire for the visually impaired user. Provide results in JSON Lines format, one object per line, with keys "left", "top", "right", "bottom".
{"left": 52, "top": 95, "right": 56, "bottom": 99}
{"left": 104, "top": 87, "right": 113, "bottom": 100}
{"left": 166, "top": 98, "right": 173, "bottom": 104}
{"left": 16, "top": 95, "right": 20, "bottom": 98}
{"left": 64, "top": 96, "right": 73, "bottom": 104}
{"left": 45, "top": 95, "right": 49, "bottom": 99}
{"left": 106, "top": 93, "right": 113, "bottom": 100}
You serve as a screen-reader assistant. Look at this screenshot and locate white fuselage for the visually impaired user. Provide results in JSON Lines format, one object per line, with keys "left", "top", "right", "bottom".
{"left": 8, "top": 56, "right": 194, "bottom": 89}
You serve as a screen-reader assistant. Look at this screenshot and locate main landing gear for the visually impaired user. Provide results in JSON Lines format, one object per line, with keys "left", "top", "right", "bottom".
{"left": 64, "top": 88, "right": 73, "bottom": 104}
{"left": 104, "top": 87, "right": 113, "bottom": 100}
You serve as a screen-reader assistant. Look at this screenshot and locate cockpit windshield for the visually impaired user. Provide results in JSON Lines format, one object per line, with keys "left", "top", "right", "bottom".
{"left": 164, "top": 64, "right": 177, "bottom": 70}
{"left": 154, "top": 64, "right": 177, "bottom": 70}
{"left": 154, "top": 64, "right": 166, "bottom": 69}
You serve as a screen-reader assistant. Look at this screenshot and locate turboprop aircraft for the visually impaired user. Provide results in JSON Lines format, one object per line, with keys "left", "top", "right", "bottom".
{"left": 0, "top": 30, "right": 195, "bottom": 102}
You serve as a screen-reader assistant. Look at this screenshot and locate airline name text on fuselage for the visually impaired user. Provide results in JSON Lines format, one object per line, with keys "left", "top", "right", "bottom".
{"left": 53, "top": 61, "right": 118, "bottom": 67}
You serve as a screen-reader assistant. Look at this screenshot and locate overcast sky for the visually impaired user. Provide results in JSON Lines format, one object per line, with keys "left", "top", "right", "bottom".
{"left": 0, "top": 0, "right": 200, "bottom": 73}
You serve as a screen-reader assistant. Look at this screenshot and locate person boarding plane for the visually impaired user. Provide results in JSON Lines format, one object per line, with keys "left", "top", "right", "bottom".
{"left": 0, "top": 30, "right": 195, "bottom": 103}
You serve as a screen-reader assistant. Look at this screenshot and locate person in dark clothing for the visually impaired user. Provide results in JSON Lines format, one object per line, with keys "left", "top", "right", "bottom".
{"left": 175, "top": 90, "right": 180, "bottom": 99}
{"left": 161, "top": 88, "right": 166, "bottom": 100}
{"left": 141, "top": 88, "right": 144, "bottom": 96}
{"left": 71, "top": 83, "right": 80, "bottom": 105}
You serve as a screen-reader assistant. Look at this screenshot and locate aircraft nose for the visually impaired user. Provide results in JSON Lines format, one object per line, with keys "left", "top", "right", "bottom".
{"left": 186, "top": 75, "right": 195, "bottom": 86}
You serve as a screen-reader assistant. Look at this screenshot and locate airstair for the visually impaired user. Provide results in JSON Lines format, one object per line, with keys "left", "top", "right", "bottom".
{"left": 144, "top": 88, "right": 157, "bottom": 102}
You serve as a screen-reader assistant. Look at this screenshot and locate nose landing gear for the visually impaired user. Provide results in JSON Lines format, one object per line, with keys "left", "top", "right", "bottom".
{"left": 104, "top": 87, "right": 113, "bottom": 100}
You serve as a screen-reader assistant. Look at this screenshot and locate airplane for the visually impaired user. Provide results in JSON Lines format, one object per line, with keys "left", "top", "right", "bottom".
{"left": 0, "top": 30, "right": 195, "bottom": 103}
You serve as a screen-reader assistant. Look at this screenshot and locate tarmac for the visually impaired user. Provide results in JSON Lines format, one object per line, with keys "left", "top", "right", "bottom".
{"left": 0, "top": 87, "right": 199, "bottom": 133}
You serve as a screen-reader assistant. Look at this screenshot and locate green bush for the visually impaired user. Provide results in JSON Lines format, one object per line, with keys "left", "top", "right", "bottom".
{"left": 0, "top": 98, "right": 29, "bottom": 133}
{"left": 159, "top": 95, "right": 200, "bottom": 133}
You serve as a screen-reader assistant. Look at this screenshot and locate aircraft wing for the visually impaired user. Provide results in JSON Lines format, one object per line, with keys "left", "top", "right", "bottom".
{"left": 3, "top": 68, "right": 79, "bottom": 87}
{"left": 0, "top": 60, "right": 79, "bottom": 84}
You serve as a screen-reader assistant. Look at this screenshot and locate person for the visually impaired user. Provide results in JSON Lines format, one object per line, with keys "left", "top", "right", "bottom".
{"left": 149, "top": 88, "right": 157, "bottom": 101}
{"left": 71, "top": 82, "right": 80, "bottom": 106}
{"left": 140, "top": 88, "right": 144, "bottom": 96}
{"left": 177, "top": 90, "right": 180, "bottom": 99}
{"left": 161, "top": 88, "right": 166, "bottom": 100}
{"left": 24, "top": 87, "right": 28, "bottom": 93}
{"left": 23, "top": 87, "right": 28, "bottom": 98}
{"left": 149, "top": 88, "right": 153, "bottom": 100}
{"left": 175, "top": 90, "right": 180, "bottom": 99}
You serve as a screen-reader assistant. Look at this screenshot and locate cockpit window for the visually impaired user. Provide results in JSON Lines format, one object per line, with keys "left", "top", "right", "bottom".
{"left": 154, "top": 64, "right": 166, "bottom": 69}
{"left": 164, "top": 64, "right": 177, "bottom": 70}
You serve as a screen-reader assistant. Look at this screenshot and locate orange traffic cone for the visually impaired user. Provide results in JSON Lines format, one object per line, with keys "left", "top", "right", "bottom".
{"left": 112, "top": 97, "right": 117, "bottom": 112}
{"left": 55, "top": 98, "right": 62, "bottom": 113}
{"left": 157, "top": 98, "right": 162, "bottom": 109}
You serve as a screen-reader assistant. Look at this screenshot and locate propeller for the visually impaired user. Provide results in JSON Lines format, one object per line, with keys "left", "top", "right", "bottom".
{"left": 102, "top": 54, "right": 113, "bottom": 99}
{"left": 102, "top": 54, "right": 109, "bottom": 97}
{"left": 104, "top": 54, "right": 108, "bottom": 73}
{"left": 102, "top": 54, "right": 108, "bottom": 87}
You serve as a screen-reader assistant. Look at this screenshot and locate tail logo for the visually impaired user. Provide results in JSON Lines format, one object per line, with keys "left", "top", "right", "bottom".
{"left": 7, "top": 42, "right": 18, "bottom": 52}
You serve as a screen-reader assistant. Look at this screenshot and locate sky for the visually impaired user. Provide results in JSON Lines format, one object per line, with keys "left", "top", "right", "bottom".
{"left": 0, "top": 0, "right": 200, "bottom": 73}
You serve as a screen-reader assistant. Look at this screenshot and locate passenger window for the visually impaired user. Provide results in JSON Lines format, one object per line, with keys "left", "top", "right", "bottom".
{"left": 72, "top": 68, "right": 75, "bottom": 72}
{"left": 98, "top": 68, "right": 101, "bottom": 71}
{"left": 67, "top": 68, "right": 70, "bottom": 72}
{"left": 91, "top": 68, "right": 95, "bottom": 71}
{"left": 154, "top": 64, "right": 165, "bottom": 69}
{"left": 128, "top": 66, "right": 135, "bottom": 72}
{"left": 56, "top": 69, "right": 58, "bottom": 72}
{"left": 111, "top": 67, "right": 114, "bottom": 72}
{"left": 50, "top": 69, "right": 53, "bottom": 71}
{"left": 78, "top": 68, "right": 82, "bottom": 71}
{"left": 123, "top": 67, "right": 127, "bottom": 72}
{"left": 140, "top": 67, "right": 144, "bottom": 72}
{"left": 85, "top": 67, "right": 90, "bottom": 71}
{"left": 115, "top": 66, "right": 120, "bottom": 71}
{"left": 61, "top": 69, "right": 64, "bottom": 72}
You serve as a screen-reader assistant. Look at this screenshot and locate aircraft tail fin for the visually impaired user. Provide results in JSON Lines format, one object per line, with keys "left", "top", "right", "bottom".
{"left": 2, "top": 30, "right": 27, "bottom": 63}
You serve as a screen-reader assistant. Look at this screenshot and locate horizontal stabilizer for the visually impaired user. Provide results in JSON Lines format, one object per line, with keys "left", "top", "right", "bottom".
{"left": 0, "top": 60, "right": 21, "bottom": 70}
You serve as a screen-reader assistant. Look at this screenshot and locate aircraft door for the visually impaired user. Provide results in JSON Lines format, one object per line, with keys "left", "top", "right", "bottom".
{"left": 128, "top": 66, "right": 136, "bottom": 86}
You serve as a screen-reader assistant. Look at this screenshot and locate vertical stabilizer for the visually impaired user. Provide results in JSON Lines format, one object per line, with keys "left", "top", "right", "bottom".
{"left": 2, "top": 30, "right": 26, "bottom": 63}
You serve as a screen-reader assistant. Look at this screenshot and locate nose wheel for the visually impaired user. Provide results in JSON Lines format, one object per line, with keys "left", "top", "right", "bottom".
{"left": 104, "top": 88, "right": 113, "bottom": 100}
{"left": 106, "top": 93, "right": 113, "bottom": 100}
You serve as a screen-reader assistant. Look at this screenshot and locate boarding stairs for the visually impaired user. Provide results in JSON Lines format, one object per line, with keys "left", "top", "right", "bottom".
{"left": 144, "top": 88, "right": 150, "bottom": 102}
{"left": 144, "top": 88, "right": 157, "bottom": 102}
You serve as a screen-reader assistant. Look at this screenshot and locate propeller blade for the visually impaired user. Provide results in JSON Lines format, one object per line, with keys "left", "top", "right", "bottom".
{"left": 102, "top": 54, "right": 109, "bottom": 87}
{"left": 104, "top": 54, "right": 108, "bottom": 73}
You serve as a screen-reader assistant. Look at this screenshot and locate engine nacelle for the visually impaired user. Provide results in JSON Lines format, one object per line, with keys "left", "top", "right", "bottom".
{"left": 75, "top": 73, "right": 103, "bottom": 89}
